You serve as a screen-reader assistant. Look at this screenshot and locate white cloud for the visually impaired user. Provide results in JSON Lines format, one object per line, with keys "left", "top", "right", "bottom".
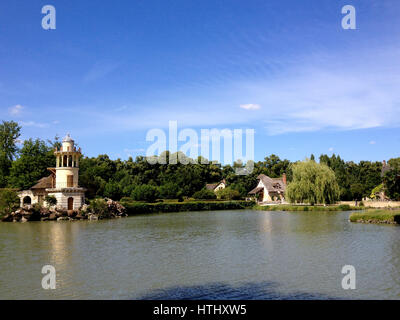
{"left": 66, "top": 46, "right": 400, "bottom": 137}
{"left": 370, "top": 140, "right": 376, "bottom": 145}
{"left": 20, "top": 121, "right": 48, "bottom": 128}
{"left": 328, "top": 147, "right": 334, "bottom": 152}
{"left": 9, "top": 104, "right": 24, "bottom": 116}
{"left": 240, "top": 104, "right": 261, "bottom": 110}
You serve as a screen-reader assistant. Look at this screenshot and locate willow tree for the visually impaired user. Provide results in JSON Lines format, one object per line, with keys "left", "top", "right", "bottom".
{"left": 286, "top": 160, "right": 340, "bottom": 205}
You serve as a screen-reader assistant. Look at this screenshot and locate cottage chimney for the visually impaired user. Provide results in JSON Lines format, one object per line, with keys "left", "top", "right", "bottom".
{"left": 282, "top": 173, "right": 287, "bottom": 185}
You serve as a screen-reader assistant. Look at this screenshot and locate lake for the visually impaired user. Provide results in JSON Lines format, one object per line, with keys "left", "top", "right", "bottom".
{"left": 0, "top": 209, "right": 399, "bottom": 299}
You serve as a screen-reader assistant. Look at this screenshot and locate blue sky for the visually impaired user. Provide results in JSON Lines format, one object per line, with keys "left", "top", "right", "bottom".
{"left": 0, "top": 0, "right": 399, "bottom": 163}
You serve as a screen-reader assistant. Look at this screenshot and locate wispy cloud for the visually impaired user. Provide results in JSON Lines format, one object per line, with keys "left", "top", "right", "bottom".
{"left": 83, "top": 60, "right": 120, "bottom": 83}
{"left": 8, "top": 104, "right": 24, "bottom": 116}
{"left": 370, "top": 140, "right": 376, "bottom": 145}
{"left": 240, "top": 103, "right": 261, "bottom": 110}
{"left": 55, "top": 45, "right": 400, "bottom": 139}
{"left": 20, "top": 121, "right": 48, "bottom": 128}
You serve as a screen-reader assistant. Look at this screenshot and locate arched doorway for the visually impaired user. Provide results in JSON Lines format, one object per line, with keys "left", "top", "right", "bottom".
{"left": 67, "top": 197, "right": 74, "bottom": 210}
{"left": 23, "top": 196, "right": 31, "bottom": 206}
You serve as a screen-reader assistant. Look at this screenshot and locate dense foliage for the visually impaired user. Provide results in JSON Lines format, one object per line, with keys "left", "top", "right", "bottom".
{"left": 216, "top": 187, "right": 241, "bottom": 200}
{"left": 0, "top": 188, "right": 20, "bottom": 215}
{"left": 286, "top": 160, "right": 340, "bottom": 205}
{"left": 120, "top": 198, "right": 255, "bottom": 215}
{"left": 383, "top": 168, "right": 400, "bottom": 200}
{"left": 0, "top": 121, "right": 21, "bottom": 187}
{"left": 193, "top": 188, "right": 217, "bottom": 200}
{"left": 1, "top": 120, "right": 399, "bottom": 203}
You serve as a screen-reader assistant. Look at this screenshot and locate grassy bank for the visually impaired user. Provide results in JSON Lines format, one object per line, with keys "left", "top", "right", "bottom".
{"left": 254, "top": 204, "right": 361, "bottom": 212}
{"left": 120, "top": 199, "right": 256, "bottom": 215}
{"left": 349, "top": 210, "right": 400, "bottom": 224}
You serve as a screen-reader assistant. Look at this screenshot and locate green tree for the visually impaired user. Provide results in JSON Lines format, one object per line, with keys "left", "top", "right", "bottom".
{"left": 159, "top": 182, "right": 180, "bottom": 199}
{"left": 350, "top": 183, "right": 364, "bottom": 201}
{"left": 286, "top": 160, "right": 340, "bottom": 205}
{"left": 0, "top": 188, "right": 20, "bottom": 215}
{"left": 370, "top": 183, "right": 384, "bottom": 199}
{"left": 0, "top": 121, "right": 21, "bottom": 187}
{"left": 192, "top": 188, "right": 217, "bottom": 200}
{"left": 104, "top": 181, "right": 123, "bottom": 200}
{"left": 8, "top": 138, "right": 55, "bottom": 190}
{"left": 216, "top": 187, "right": 241, "bottom": 200}
{"left": 131, "top": 184, "right": 160, "bottom": 202}
{"left": 383, "top": 169, "right": 400, "bottom": 200}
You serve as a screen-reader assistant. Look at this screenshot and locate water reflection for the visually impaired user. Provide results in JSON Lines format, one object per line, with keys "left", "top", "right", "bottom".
{"left": 138, "top": 281, "right": 340, "bottom": 300}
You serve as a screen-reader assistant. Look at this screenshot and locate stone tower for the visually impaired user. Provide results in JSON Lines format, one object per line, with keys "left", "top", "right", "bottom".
{"left": 46, "top": 134, "right": 86, "bottom": 210}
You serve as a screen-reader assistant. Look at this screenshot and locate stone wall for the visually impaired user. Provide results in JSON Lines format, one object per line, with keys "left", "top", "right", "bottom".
{"left": 47, "top": 191, "right": 85, "bottom": 210}
{"left": 339, "top": 200, "right": 400, "bottom": 208}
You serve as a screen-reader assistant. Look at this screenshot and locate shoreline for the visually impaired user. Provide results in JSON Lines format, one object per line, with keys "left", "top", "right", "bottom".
{"left": 349, "top": 210, "right": 400, "bottom": 225}
{"left": 3, "top": 200, "right": 400, "bottom": 223}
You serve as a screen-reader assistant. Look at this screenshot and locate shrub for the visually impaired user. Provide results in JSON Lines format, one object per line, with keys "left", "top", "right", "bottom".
{"left": 338, "top": 204, "right": 351, "bottom": 211}
{"left": 159, "top": 182, "right": 180, "bottom": 199}
{"left": 104, "top": 181, "right": 123, "bottom": 201}
{"left": 88, "top": 198, "right": 108, "bottom": 217}
{"left": 131, "top": 184, "right": 160, "bottom": 203}
{"left": 192, "top": 188, "right": 217, "bottom": 200}
{"left": 216, "top": 187, "right": 241, "bottom": 200}
{"left": 44, "top": 195, "right": 57, "bottom": 208}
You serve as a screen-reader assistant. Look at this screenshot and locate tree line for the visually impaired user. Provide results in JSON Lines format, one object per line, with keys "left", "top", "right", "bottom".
{"left": 1, "top": 120, "right": 399, "bottom": 203}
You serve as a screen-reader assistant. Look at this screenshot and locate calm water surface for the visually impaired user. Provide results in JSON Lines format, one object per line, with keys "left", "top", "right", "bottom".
{"left": 0, "top": 210, "right": 399, "bottom": 299}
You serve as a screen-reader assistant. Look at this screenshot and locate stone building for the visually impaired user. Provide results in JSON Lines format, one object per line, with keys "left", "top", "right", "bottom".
{"left": 18, "top": 134, "right": 86, "bottom": 210}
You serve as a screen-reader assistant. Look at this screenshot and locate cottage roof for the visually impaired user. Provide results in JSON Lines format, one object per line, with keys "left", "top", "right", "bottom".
{"left": 205, "top": 179, "right": 226, "bottom": 190}
{"left": 248, "top": 174, "right": 286, "bottom": 195}
{"left": 248, "top": 186, "right": 263, "bottom": 194}
{"left": 206, "top": 183, "right": 218, "bottom": 190}
{"left": 31, "top": 175, "right": 54, "bottom": 189}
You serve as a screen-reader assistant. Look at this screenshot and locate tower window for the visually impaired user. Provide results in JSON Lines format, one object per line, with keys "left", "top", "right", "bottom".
{"left": 67, "top": 175, "right": 73, "bottom": 187}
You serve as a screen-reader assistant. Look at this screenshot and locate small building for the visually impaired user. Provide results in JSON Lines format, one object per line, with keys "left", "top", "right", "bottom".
{"left": 18, "top": 134, "right": 86, "bottom": 210}
{"left": 206, "top": 179, "right": 227, "bottom": 193}
{"left": 248, "top": 174, "right": 287, "bottom": 203}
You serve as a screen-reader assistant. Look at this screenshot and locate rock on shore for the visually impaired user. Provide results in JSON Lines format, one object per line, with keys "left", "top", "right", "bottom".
{"left": 1, "top": 199, "right": 127, "bottom": 223}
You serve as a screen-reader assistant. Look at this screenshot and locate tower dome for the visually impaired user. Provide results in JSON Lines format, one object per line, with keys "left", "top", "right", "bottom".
{"left": 63, "top": 133, "right": 74, "bottom": 143}
{"left": 62, "top": 133, "right": 75, "bottom": 152}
